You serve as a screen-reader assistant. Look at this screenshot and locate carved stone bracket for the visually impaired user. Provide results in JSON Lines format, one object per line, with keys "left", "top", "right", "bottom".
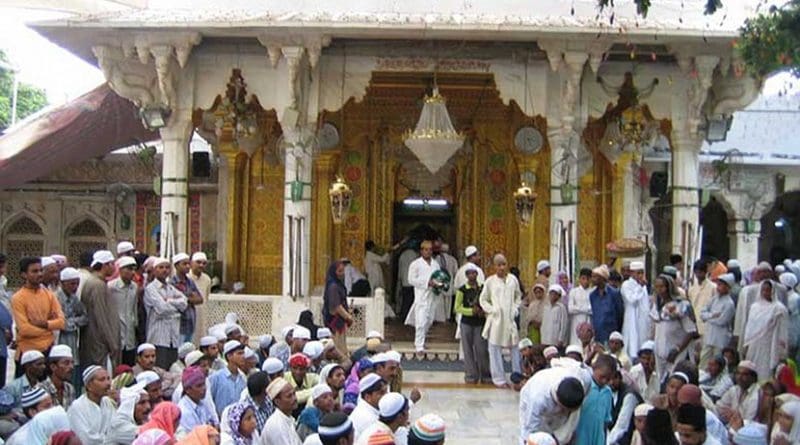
{"left": 92, "top": 31, "right": 201, "bottom": 110}
{"left": 707, "top": 58, "right": 762, "bottom": 118}
{"left": 671, "top": 48, "right": 720, "bottom": 142}
{"left": 536, "top": 39, "right": 566, "bottom": 72}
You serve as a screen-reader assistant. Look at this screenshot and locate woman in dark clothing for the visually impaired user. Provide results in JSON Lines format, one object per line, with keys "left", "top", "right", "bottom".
{"left": 323, "top": 261, "right": 353, "bottom": 354}
{"left": 297, "top": 310, "right": 319, "bottom": 340}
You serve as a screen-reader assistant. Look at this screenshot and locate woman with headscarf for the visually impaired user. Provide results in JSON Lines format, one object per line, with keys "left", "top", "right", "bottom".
{"left": 322, "top": 261, "right": 353, "bottom": 355}
{"left": 771, "top": 400, "right": 800, "bottom": 444}
{"left": 178, "top": 425, "right": 219, "bottom": 445}
{"left": 225, "top": 402, "right": 256, "bottom": 445}
{"left": 27, "top": 406, "right": 71, "bottom": 443}
{"left": 780, "top": 272, "right": 800, "bottom": 365}
{"left": 556, "top": 271, "right": 572, "bottom": 303}
{"left": 342, "top": 358, "right": 373, "bottom": 414}
{"left": 107, "top": 383, "right": 151, "bottom": 444}
{"left": 520, "top": 283, "right": 547, "bottom": 344}
{"left": 743, "top": 280, "right": 789, "bottom": 381}
{"left": 650, "top": 274, "right": 699, "bottom": 380}
{"left": 139, "top": 401, "right": 181, "bottom": 441}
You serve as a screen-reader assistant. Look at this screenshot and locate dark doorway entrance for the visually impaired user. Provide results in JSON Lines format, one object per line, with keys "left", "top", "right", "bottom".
{"left": 700, "top": 197, "right": 730, "bottom": 262}
{"left": 760, "top": 191, "right": 800, "bottom": 263}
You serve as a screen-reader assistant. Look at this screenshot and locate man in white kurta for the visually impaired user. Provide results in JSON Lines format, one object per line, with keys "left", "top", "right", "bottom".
{"left": 433, "top": 244, "right": 459, "bottom": 322}
{"left": 260, "top": 377, "right": 302, "bottom": 445}
{"left": 480, "top": 254, "right": 522, "bottom": 387}
{"left": 620, "top": 261, "right": 651, "bottom": 359}
{"left": 404, "top": 241, "right": 440, "bottom": 353}
{"left": 68, "top": 366, "right": 116, "bottom": 445}
{"left": 568, "top": 269, "right": 593, "bottom": 346}
{"left": 715, "top": 361, "right": 760, "bottom": 423}
{"left": 519, "top": 367, "right": 586, "bottom": 445}
{"left": 743, "top": 280, "right": 788, "bottom": 380}
{"left": 364, "top": 242, "right": 391, "bottom": 293}
{"left": 349, "top": 374, "right": 385, "bottom": 441}
{"left": 453, "top": 245, "right": 485, "bottom": 291}
{"left": 733, "top": 262, "right": 771, "bottom": 349}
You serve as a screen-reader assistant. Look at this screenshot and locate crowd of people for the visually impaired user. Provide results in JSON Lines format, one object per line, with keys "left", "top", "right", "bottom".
{"left": 0, "top": 245, "right": 451, "bottom": 445}
{"left": 411, "top": 239, "right": 799, "bottom": 445}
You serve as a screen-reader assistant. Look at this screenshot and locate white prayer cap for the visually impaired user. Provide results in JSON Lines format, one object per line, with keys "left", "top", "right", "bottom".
{"left": 565, "top": 345, "right": 583, "bottom": 357}
{"left": 718, "top": 273, "right": 737, "bottom": 287}
{"left": 732, "top": 422, "right": 769, "bottom": 445}
{"left": 543, "top": 346, "right": 559, "bottom": 359}
{"left": 366, "top": 330, "right": 384, "bottom": 340}
{"left": 634, "top": 403, "right": 655, "bottom": 417}
{"left": 527, "top": 432, "right": 557, "bottom": 445}
{"left": 370, "top": 353, "right": 389, "bottom": 365}
{"left": 303, "top": 341, "right": 324, "bottom": 360}
{"left": 776, "top": 265, "right": 786, "bottom": 274}
{"left": 259, "top": 334, "right": 274, "bottom": 349}
{"left": 311, "top": 384, "right": 333, "bottom": 401}
{"left": 135, "top": 370, "right": 160, "bottom": 386}
{"left": 172, "top": 253, "right": 190, "bottom": 264}
{"left": 191, "top": 252, "right": 208, "bottom": 262}
{"left": 223, "top": 340, "right": 244, "bottom": 356}
{"left": 184, "top": 350, "right": 205, "bottom": 367}
{"left": 727, "top": 259, "right": 741, "bottom": 269}
{"left": 117, "top": 241, "right": 135, "bottom": 254}
{"left": 385, "top": 350, "right": 402, "bottom": 363}
{"left": 262, "top": 358, "right": 284, "bottom": 374}
{"left": 214, "top": 332, "right": 227, "bottom": 342}
{"left": 244, "top": 347, "right": 257, "bottom": 361}
{"left": 137, "top": 343, "right": 156, "bottom": 354}
{"left": 281, "top": 325, "right": 295, "bottom": 339}
{"left": 267, "top": 377, "right": 292, "bottom": 400}
{"left": 639, "top": 340, "right": 655, "bottom": 353}
{"left": 91, "top": 250, "right": 115, "bottom": 267}
{"left": 116, "top": 256, "right": 137, "bottom": 269}
{"left": 49, "top": 345, "right": 73, "bottom": 360}
{"left": 51, "top": 254, "right": 67, "bottom": 264}
{"left": 756, "top": 261, "right": 772, "bottom": 271}
{"left": 379, "top": 392, "right": 408, "bottom": 418}
{"left": 200, "top": 336, "right": 217, "bottom": 347}
{"left": 547, "top": 284, "right": 565, "bottom": 297}
{"left": 780, "top": 272, "right": 798, "bottom": 288}
{"left": 178, "top": 342, "right": 196, "bottom": 359}
{"left": 224, "top": 324, "right": 242, "bottom": 335}
{"left": 319, "top": 363, "right": 342, "bottom": 381}
{"left": 20, "top": 350, "right": 45, "bottom": 365}
{"left": 464, "top": 263, "right": 481, "bottom": 274}
{"left": 59, "top": 267, "right": 80, "bottom": 281}
{"left": 359, "top": 373, "right": 384, "bottom": 394}
{"left": 292, "top": 326, "right": 311, "bottom": 340}
{"left": 738, "top": 360, "right": 759, "bottom": 374}
{"left": 20, "top": 387, "right": 48, "bottom": 408}
{"left": 82, "top": 365, "right": 104, "bottom": 384}
{"left": 152, "top": 257, "right": 171, "bottom": 267}
{"left": 629, "top": 261, "right": 645, "bottom": 271}
{"left": 316, "top": 328, "right": 332, "bottom": 339}
{"left": 518, "top": 338, "right": 533, "bottom": 350}
{"left": 537, "top": 260, "right": 550, "bottom": 272}
{"left": 41, "top": 256, "right": 56, "bottom": 268}
{"left": 464, "top": 245, "right": 478, "bottom": 258}
{"left": 609, "top": 331, "right": 624, "bottom": 343}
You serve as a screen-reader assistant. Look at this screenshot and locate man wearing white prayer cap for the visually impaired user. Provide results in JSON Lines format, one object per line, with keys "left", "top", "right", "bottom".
{"left": 40, "top": 345, "right": 76, "bottom": 410}
{"left": 199, "top": 335, "right": 226, "bottom": 371}
{"left": 116, "top": 241, "right": 135, "bottom": 256}
{"left": 69, "top": 365, "right": 115, "bottom": 445}
{"left": 698, "top": 273, "right": 736, "bottom": 369}
{"left": 607, "top": 331, "right": 632, "bottom": 371}
{"left": 170, "top": 252, "right": 203, "bottom": 345}
{"left": 143, "top": 254, "right": 188, "bottom": 370}
{"left": 6, "top": 350, "right": 46, "bottom": 408}
{"left": 354, "top": 392, "right": 409, "bottom": 445}
{"left": 55, "top": 266, "right": 86, "bottom": 372}
{"left": 536, "top": 260, "right": 551, "bottom": 286}
{"left": 296, "top": 384, "right": 336, "bottom": 441}
{"left": 132, "top": 343, "right": 180, "bottom": 401}
{"left": 40, "top": 256, "right": 60, "bottom": 292}
{"left": 453, "top": 245, "right": 485, "bottom": 298}
{"left": 109, "top": 255, "right": 139, "bottom": 367}
{"left": 262, "top": 377, "right": 303, "bottom": 445}
{"left": 350, "top": 374, "right": 388, "bottom": 440}
{"left": 620, "top": 260, "right": 651, "bottom": 359}
{"left": 81, "top": 249, "right": 120, "bottom": 370}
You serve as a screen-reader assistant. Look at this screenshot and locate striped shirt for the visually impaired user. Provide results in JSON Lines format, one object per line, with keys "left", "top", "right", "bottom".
{"left": 144, "top": 279, "right": 188, "bottom": 348}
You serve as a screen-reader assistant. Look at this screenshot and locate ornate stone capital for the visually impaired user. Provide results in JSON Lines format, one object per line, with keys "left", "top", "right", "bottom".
{"left": 536, "top": 39, "right": 565, "bottom": 72}
{"left": 256, "top": 34, "right": 331, "bottom": 68}
{"left": 672, "top": 53, "right": 721, "bottom": 140}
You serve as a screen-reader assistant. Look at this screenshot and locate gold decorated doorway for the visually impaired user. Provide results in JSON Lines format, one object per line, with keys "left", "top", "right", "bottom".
{"left": 310, "top": 71, "right": 552, "bottom": 290}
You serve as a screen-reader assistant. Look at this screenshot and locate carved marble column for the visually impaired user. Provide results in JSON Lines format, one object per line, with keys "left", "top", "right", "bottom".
{"left": 281, "top": 127, "right": 314, "bottom": 298}
{"left": 670, "top": 131, "right": 702, "bottom": 258}
{"left": 729, "top": 219, "right": 760, "bottom": 269}
{"left": 159, "top": 118, "right": 193, "bottom": 257}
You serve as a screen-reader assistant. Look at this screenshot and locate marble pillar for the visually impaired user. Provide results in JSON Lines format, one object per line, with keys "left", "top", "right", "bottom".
{"left": 158, "top": 118, "right": 193, "bottom": 257}
{"left": 729, "top": 219, "right": 760, "bottom": 269}
{"left": 281, "top": 129, "right": 313, "bottom": 298}
{"left": 670, "top": 133, "right": 702, "bottom": 259}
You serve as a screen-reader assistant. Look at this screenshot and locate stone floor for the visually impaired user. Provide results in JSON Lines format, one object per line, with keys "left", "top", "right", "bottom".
{"left": 403, "top": 371, "right": 521, "bottom": 445}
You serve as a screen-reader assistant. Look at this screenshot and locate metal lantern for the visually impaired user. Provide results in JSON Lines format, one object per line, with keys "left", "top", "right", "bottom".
{"left": 328, "top": 177, "right": 352, "bottom": 224}
{"left": 513, "top": 182, "right": 537, "bottom": 225}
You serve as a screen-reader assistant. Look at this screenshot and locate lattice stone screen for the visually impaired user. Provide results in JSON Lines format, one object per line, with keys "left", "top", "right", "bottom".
{"left": 203, "top": 295, "right": 274, "bottom": 338}
{"left": 3, "top": 217, "right": 45, "bottom": 288}
{"left": 65, "top": 219, "right": 108, "bottom": 266}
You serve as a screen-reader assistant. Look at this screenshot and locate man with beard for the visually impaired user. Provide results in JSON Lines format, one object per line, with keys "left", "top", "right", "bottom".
{"left": 132, "top": 343, "right": 179, "bottom": 400}
{"left": 39, "top": 345, "right": 76, "bottom": 410}
{"left": 261, "top": 377, "right": 302, "bottom": 445}
{"left": 68, "top": 365, "right": 116, "bottom": 444}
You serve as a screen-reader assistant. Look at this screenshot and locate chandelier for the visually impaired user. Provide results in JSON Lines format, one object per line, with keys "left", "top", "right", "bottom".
{"left": 598, "top": 73, "right": 661, "bottom": 163}
{"left": 328, "top": 177, "right": 352, "bottom": 224}
{"left": 404, "top": 87, "right": 465, "bottom": 174}
{"left": 513, "top": 182, "right": 537, "bottom": 225}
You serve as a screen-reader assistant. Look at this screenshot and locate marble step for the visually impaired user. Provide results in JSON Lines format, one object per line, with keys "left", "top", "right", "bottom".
{"left": 392, "top": 341, "right": 461, "bottom": 362}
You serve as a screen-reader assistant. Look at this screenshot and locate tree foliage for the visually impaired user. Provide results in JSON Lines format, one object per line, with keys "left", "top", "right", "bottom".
{"left": 0, "top": 49, "right": 48, "bottom": 132}
{"left": 596, "top": 1, "right": 800, "bottom": 78}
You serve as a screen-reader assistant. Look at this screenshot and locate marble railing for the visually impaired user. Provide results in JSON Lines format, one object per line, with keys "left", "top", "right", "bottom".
{"left": 201, "top": 289, "right": 385, "bottom": 348}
